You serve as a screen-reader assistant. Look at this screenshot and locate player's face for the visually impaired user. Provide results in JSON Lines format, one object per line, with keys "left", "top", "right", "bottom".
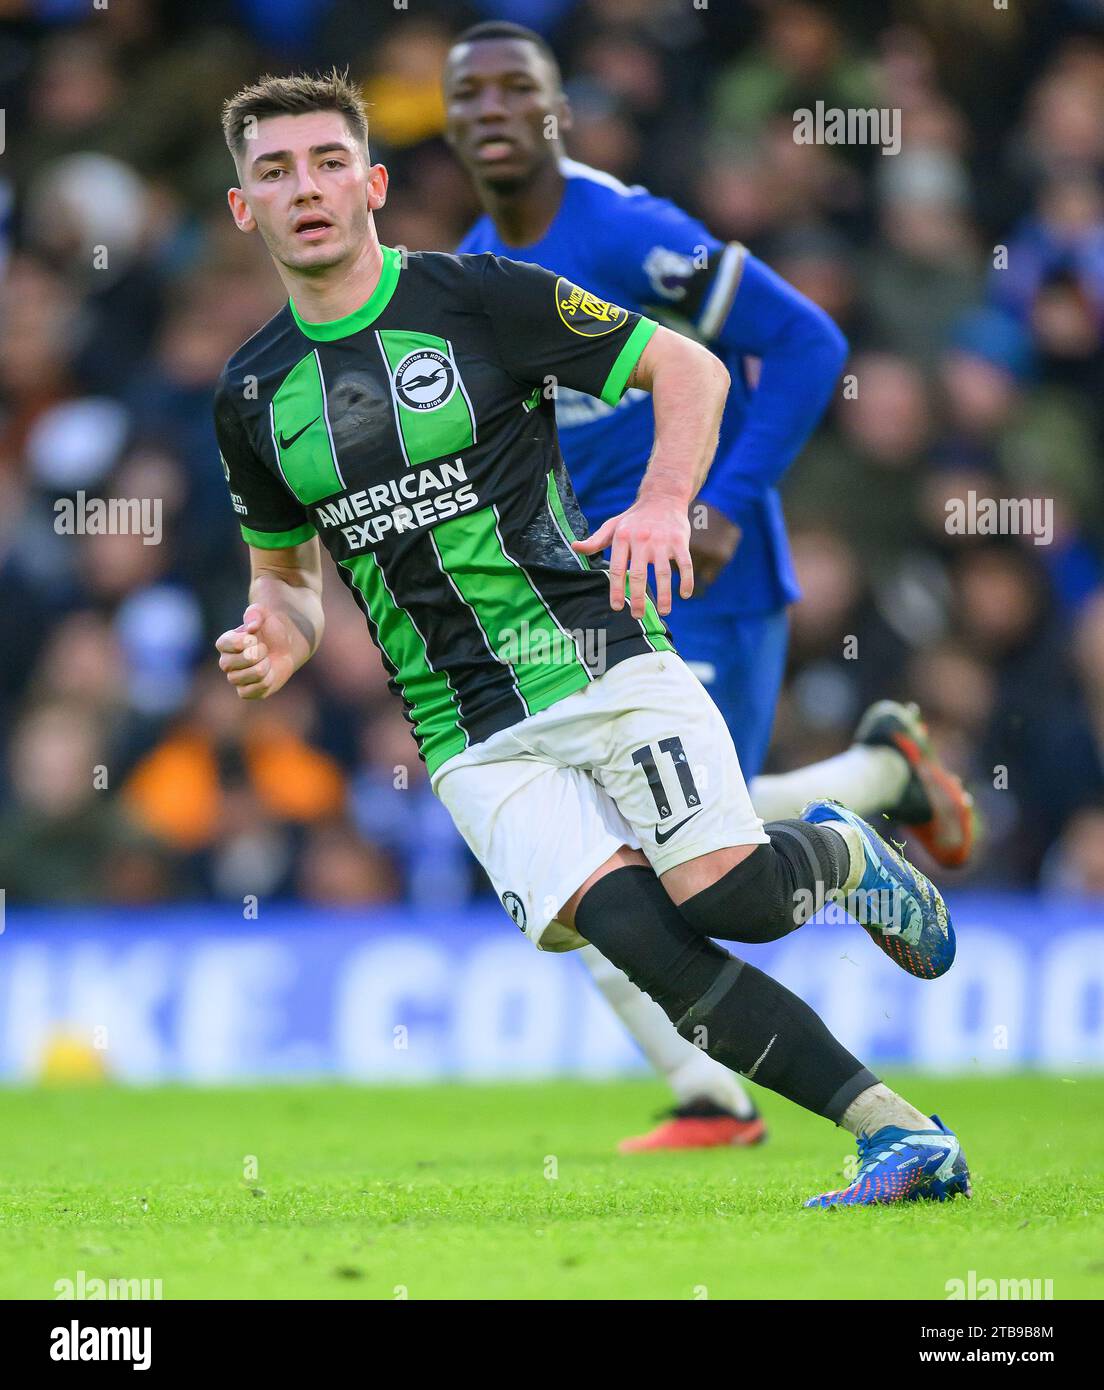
{"left": 444, "top": 39, "right": 567, "bottom": 189}
{"left": 228, "top": 111, "right": 387, "bottom": 273}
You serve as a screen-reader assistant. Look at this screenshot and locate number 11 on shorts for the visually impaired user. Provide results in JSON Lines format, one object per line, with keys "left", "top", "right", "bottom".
{"left": 632, "top": 736, "right": 701, "bottom": 820}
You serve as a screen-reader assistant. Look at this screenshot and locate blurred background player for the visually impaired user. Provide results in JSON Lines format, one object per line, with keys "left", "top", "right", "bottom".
{"left": 445, "top": 20, "right": 975, "bottom": 1151}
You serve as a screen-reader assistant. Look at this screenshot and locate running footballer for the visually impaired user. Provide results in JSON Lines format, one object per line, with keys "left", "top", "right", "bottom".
{"left": 213, "top": 71, "right": 971, "bottom": 1208}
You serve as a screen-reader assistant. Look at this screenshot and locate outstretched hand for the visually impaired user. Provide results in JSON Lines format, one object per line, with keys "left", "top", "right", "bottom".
{"left": 571, "top": 498, "right": 694, "bottom": 617}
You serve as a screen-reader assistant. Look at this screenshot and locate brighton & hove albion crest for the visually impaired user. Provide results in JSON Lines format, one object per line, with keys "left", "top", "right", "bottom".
{"left": 393, "top": 349, "right": 457, "bottom": 411}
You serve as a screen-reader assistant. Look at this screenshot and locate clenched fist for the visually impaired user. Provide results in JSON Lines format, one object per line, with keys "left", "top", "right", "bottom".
{"left": 215, "top": 603, "right": 297, "bottom": 700}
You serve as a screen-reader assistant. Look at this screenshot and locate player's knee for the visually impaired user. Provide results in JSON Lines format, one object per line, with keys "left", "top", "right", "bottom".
{"left": 677, "top": 821, "right": 847, "bottom": 944}
{"left": 573, "top": 864, "right": 732, "bottom": 1019}
{"left": 558, "top": 844, "right": 648, "bottom": 930}
{"left": 676, "top": 844, "right": 797, "bottom": 942}
{"left": 662, "top": 842, "right": 758, "bottom": 906}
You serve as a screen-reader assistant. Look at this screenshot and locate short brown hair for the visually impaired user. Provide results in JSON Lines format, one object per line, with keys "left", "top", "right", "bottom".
{"left": 221, "top": 68, "right": 370, "bottom": 168}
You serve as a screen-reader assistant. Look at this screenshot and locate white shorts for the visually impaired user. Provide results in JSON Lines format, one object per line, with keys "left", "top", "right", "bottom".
{"left": 432, "top": 652, "right": 767, "bottom": 951}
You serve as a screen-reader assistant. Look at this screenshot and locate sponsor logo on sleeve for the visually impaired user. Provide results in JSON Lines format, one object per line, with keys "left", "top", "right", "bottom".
{"left": 554, "top": 277, "right": 629, "bottom": 337}
{"left": 220, "top": 452, "right": 247, "bottom": 515}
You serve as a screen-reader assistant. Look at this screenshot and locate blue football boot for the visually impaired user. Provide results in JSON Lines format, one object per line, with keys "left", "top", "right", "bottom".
{"left": 804, "top": 1115, "right": 971, "bottom": 1208}
{"left": 802, "top": 798, "right": 956, "bottom": 979}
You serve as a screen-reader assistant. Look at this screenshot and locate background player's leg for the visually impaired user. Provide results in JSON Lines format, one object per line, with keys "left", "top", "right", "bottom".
{"left": 750, "top": 746, "right": 908, "bottom": 822}
{"left": 680, "top": 609, "right": 917, "bottom": 840}
{"left": 720, "top": 611, "right": 913, "bottom": 819}
{"left": 577, "top": 944, "right": 763, "bottom": 1148}
{"left": 569, "top": 618, "right": 775, "bottom": 1149}
{"left": 750, "top": 701, "right": 975, "bottom": 869}
{"left": 682, "top": 604, "right": 970, "bottom": 864}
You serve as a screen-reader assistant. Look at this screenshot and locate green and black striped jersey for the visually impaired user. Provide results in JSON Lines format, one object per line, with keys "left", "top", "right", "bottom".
{"left": 214, "top": 247, "right": 672, "bottom": 775}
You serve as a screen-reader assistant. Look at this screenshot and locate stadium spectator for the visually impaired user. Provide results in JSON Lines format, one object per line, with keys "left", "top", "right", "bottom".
{"left": 0, "top": 1, "right": 1102, "bottom": 904}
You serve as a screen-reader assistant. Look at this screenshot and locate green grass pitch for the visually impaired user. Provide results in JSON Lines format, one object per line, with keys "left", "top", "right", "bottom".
{"left": 1, "top": 1074, "right": 1100, "bottom": 1300}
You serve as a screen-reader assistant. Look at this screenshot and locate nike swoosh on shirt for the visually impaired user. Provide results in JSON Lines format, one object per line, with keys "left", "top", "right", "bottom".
{"left": 655, "top": 808, "right": 703, "bottom": 845}
{"left": 277, "top": 417, "right": 319, "bottom": 450}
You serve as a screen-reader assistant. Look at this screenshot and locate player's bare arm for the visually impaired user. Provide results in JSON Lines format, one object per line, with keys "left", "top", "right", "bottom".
{"left": 572, "top": 325, "right": 730, "bottom": 618}
{"left": 215, "top": 537, "right": 324, "bottom": 700}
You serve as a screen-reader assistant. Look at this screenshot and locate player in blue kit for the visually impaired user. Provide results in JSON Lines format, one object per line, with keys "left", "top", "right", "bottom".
{"left": 444, "top": 22, "right": 976, "bottom": 1150}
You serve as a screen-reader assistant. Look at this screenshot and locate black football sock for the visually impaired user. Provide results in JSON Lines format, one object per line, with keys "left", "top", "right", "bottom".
{"left": 575, "top": 866, "right": 876, "bottom": 1122}
{"left": 677, "top": 819, "right": 851, "bottom": 944}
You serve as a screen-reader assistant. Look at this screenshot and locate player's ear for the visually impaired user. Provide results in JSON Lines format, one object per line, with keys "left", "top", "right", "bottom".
{"left": 558, "top": 94, "right": 574, "bottom": 137}
{"left": 227, "top": 186, "right": 256, "bottom": 233}
{"left": 367, "top": 162, "right": 389, "bottom": 212}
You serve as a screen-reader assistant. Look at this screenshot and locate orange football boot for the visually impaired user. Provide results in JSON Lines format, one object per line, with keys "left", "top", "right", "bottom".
{"left": 855, "top": 701, "right": 977, "bottom": 869}
{"left": 618, "top": 1101, "right": 767, "bottom": 1153}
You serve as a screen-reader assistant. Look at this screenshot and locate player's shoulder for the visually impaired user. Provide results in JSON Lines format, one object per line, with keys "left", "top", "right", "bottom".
{"left": 560, "top": 157, "right": 700, "bottom": 230}
{"left": 560, "top": 156, "right": 648, "bottom": 204}
{"left": 403, "top": 247, "right": 489, "bottom": 274}
{"left": 405, "top": 247, "right": 559, "bottom": 303}
{"left": 217, "top": 304, "right": 297, "bottom": 402}
{"left": 560, "top": 160, "right": 721, "bottom": 306}
{"left": 401, "top": 247, "right": 512, "bottom": 301}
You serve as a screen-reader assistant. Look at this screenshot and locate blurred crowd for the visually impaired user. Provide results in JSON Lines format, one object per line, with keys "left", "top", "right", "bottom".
{"left": 1, "top": 0, "right": 1104, "bottom": 907}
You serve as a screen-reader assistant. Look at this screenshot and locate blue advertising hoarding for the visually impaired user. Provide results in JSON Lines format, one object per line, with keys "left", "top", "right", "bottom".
{"left": 0, "top": 894, "right": 1101, "bottom": 1081}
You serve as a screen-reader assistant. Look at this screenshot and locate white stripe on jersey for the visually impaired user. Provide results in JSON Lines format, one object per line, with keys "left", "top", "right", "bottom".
{"left": 558, "top": 156, "right": 646, "bottom": 198}
{"left": 698, "top": 241, "right": 747, "bottom": 343}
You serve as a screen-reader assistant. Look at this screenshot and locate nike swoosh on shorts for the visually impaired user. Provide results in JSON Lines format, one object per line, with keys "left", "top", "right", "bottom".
{"left": 655, "top": 809, "right": 703, "bottom": 845}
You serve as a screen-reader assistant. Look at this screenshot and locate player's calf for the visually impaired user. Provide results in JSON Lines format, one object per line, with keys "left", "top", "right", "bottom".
{"left": 574, "top": 865, "right": 878, "bottom": 1122}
